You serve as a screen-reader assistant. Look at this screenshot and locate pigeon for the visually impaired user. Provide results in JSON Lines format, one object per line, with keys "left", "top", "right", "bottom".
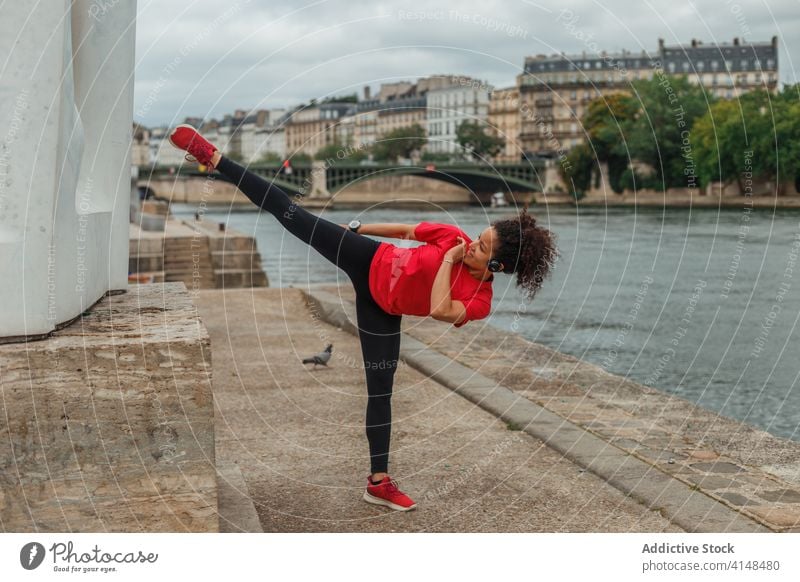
{"left": 302, "top": 344, "right": 333, "bottom": 368}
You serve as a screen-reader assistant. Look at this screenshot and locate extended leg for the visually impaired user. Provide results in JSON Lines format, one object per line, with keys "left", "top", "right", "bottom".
{"left": 215, "top": 156, "right": 378, "bottom": 280}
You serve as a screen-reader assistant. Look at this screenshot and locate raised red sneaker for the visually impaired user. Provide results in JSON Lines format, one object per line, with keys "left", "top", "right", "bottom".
{"left": 168, "top": 124, "right": 218, "bottom": 168}
{"left": 363, "top": 475, "right": 417, "bottom": 511}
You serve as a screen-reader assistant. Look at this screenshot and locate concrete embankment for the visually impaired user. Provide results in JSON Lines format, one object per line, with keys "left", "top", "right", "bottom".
{"left": 196, "top": 285, "right": 800, "bottom": 532}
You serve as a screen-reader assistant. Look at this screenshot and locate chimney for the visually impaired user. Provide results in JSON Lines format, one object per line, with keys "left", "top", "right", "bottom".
{"left": 364, "top": 85, "right": 371, "bottom": 101}
{"left": 733, "top": 37, "right": 739, "bottom": 45}
{"left": 691, "top": 39, "right": 697, "bottom": 47}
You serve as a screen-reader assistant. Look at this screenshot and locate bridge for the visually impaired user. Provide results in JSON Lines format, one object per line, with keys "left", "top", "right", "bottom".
{"left": 137, "top": 161, "right": 546, "bottom": 207}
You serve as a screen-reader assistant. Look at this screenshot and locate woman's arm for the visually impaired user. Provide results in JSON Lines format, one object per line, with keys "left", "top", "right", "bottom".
{"left": 429, "top": 237, "right": 468, "bottom": 325}
{"left": 339, "top": 223, "right": 419, "bottom": 240}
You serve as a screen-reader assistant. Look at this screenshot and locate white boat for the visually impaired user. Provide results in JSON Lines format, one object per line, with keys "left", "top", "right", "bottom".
{"left": 490, "top": 191, "right": 508, "bottom": 208}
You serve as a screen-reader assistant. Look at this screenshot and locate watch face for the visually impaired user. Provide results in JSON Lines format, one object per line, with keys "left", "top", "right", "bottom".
{"left": 349, "top": 220, "right": 360, "bottom": 229}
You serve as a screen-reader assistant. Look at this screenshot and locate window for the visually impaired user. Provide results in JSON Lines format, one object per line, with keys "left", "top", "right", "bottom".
{"left": 711, "top": 60, "right": 719, "bottom": 71}
{"left": 741, "top": 59, "right": 749, "bottom": 69}
{"left": 668, "top": 62, "right": 676, "bottom": 73}
{"left": 682, "top": 62, "right": 690, "bottom": 72}
{"left": 697, "top": 61, "right": 705, "bottom": 71}
{"left": 767, "top": 58, "right": 775, "bottom": 69}
{"left": 570, "top": 90, "right": 577, "bottom": 100}
{"left": 595, "top": 61, "right": 602, "bottom": 69}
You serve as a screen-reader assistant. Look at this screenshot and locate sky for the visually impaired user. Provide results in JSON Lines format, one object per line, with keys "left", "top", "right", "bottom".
{"left": 133, "top": 0, "right": 800, "bottom": 127}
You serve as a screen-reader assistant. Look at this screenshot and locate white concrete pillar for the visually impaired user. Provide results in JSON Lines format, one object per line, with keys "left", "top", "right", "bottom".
{"left": 0, "top": 1, "right": 137, "bottom": 339}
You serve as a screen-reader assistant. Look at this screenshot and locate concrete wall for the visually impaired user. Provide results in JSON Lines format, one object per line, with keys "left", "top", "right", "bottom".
{"left": 0, "top": 2, "right": 136, "bottom": 339}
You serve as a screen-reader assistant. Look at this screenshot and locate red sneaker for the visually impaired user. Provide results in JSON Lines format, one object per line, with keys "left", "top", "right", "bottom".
{"left": 168, "top": 124, "right": 218, "bottom": 168}
{"left": 363, "top": 475, "right": 417, "bottom": 511}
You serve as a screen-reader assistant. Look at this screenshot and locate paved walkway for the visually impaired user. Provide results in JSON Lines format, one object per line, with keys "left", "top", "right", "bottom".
{"left": 195, "top": 286, "right": 796, "bottom": 532}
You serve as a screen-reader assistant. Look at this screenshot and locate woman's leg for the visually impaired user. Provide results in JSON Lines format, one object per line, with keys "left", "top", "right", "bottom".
{"left": 215, "top": 156, "right": 379, "bottom": 280}
{"left": 353, "top": 288, "right": 402, "bottom": 477}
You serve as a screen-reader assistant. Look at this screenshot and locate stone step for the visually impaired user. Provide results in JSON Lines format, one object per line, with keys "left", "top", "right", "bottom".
{"left": 214, "top": 269, "right": 268, "bottom": 288}
{"left": 210, "top": 251, "right": 263, "bottom": 269}
{"left": 129, "top": 254, "right": 164, "bottom": 273}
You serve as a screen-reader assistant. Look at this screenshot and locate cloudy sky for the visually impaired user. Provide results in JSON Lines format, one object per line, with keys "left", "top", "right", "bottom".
{"left": 133, "top": 0, "right": 799, "bottom": 127}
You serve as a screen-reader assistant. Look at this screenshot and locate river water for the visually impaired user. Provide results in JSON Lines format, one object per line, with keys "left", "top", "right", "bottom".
{"left": 173, "top": 202, "right": 800, "bottom": 442}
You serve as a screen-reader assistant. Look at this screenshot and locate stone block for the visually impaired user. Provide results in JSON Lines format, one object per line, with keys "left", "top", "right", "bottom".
{"left": 0, "top": 282, "right": 216, "bottom": 532}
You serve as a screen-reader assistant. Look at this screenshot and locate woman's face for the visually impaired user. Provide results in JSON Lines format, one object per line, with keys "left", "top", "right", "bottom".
{"left": 464, "top": 227, "right": 500, "bottom": 271}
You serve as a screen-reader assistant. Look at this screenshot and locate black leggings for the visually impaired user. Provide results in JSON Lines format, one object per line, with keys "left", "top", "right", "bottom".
{"left": 216, "top": 157, "right": 400, "bottom": 474}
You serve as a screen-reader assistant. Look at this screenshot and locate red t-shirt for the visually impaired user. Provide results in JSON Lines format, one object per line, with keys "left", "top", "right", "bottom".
{"left": 368, "top": 222, "right": 493, "bottom": 327}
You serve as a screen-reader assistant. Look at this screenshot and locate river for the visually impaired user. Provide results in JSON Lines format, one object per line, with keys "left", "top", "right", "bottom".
{"left": 173, "top": 202, "right": 800, "bottom": 442}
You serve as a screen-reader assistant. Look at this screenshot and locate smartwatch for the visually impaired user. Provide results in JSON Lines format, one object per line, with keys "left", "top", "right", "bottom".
{"left": 348, "top": 219, "right": 362, "bottom": 233}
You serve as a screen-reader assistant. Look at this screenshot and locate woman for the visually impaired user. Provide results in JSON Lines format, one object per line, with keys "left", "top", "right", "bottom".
{"left": 169, "top": 125, "right": 558, "bottom": 511}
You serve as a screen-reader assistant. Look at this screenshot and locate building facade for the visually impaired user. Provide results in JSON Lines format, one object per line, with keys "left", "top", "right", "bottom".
{"left": 284, "top": 102, "right": 353, "bottom": 156}
{"left": 488, "top": 86, "right": 521, "bottom": 162}
{"left": 426, "top": 76, "right": 492, "bottom": 155}
{"left": 517, "top": 36, "right": 779, "bottom": 157}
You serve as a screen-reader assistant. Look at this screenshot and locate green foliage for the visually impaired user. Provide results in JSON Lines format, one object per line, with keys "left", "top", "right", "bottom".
{"left": 289, "top": 152, "right": 312, "bottom": 164}
{"left": 560, "top": 142, "right": 595, "bottom": 198}
{"left": 420, "top": 151, "right": 453, "bottom": 162}
{"left": 584, "top": 93, "right": 638, "bottom": 193}
{"left": 319, "top": 93, "right": 358, "bottom": 104}
{"left": 371, "top": 124, "right": 427, "bottom": 162}
{"left": 455, "top": 121, "right": 505, "bottom": 160}
{"left": 693, "top": 86, "right": 800, "bottom": 189}
{"left": 314, "top": 140, "right": 368, "bottom": 164}
{"left": 622, "top": 75, "right": 712, "bottom": 190}
{"left": 256, "top": 151, "right": 281, "bottom": 164}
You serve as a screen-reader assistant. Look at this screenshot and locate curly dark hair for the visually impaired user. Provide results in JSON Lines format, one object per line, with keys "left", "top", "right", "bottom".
{"left": 491, "top": 208, "right": 559, "bottom": 299}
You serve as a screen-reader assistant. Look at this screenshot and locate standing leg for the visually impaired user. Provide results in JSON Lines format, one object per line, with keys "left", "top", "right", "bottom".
{"left": 353, "top": 288, "right": 402, "bottom": 476}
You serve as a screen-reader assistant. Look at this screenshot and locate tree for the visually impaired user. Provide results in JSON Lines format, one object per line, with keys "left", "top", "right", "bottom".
{"left": 693, "top": 86, "right": 800, "bottom": 192}
{"left": 583, "top": 93, "right": 638, "bottom": 193}
{"left": 314, "top": 140, "right": 368, "bottom": 164}
{"left": 371, "top": 124, "right": 427, "bottom": 162}
{"left": 559, "top": 142, "right": 595, "bottom": 198}
{"left": 256, "top": 151, "right": 281, "bottom": 164}
{"left": 455, "top": 121, "right": 505, "bottom": 161}
{"left": 622, "top": 75, "right": 713, "bottom": 190}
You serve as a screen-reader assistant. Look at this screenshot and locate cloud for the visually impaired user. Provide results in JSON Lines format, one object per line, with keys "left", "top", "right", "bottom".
{"left": 133, "top": 0, "right": 797, "bottom": 126}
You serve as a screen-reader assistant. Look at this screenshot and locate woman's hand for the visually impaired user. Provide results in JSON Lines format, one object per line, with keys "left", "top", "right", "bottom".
{"left": 445, "top": 236, "right": 467, "bottom": 263}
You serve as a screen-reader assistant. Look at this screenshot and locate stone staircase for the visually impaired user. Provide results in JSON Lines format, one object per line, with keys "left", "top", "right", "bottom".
{"left": 129, "top": 219, "right": 268, "bottom": 289}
